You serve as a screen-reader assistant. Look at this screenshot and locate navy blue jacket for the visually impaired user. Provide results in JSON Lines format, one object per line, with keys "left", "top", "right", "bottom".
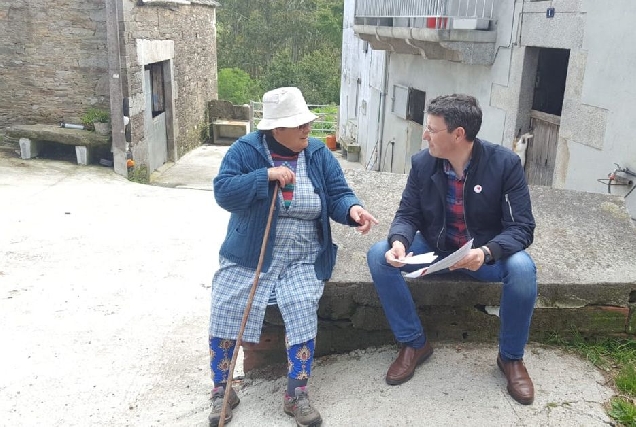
{"left": 389, "top": 138, "right": 535, "bottom": 261}
{"left": 214, "top": 131, "right": 361, "bottom": 280}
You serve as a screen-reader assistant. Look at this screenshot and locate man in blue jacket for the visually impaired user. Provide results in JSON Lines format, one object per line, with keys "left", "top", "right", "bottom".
{"left": 366, "top": 94, "right": 537, "bottom": 405}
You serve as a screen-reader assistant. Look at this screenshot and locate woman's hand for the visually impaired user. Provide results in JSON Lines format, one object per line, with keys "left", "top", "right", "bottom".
{"left": 268, "top": 166, "right": 295, "bottom": 187}
{"left": 349, "top": 205, "right": 379, "bottom": 235}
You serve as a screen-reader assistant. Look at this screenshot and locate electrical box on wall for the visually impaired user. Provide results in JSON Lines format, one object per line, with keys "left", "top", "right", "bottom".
{"left": 391, "top": 84, "right": 409, "bottom": 120}
{"left": 391, "top": 84, "right": 426, "bottom": 125}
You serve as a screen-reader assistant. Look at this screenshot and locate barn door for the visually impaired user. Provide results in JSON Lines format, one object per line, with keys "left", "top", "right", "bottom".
{"left": 526, "top": 110, "right": 559, "bottom": 186}
{"left": 144, "top": 61, "right": 168, "bottom": 172}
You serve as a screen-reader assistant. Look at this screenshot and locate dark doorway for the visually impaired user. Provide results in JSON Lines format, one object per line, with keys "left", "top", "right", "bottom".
{"left": 532, "top": 48, "right": 570, "bottom": 115}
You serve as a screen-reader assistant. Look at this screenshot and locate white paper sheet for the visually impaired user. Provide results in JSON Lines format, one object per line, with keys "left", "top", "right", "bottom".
{"left": 404, "top": 239, "right": 474, "bottom": 278}
{"left": 398, "top": 252, "right": 438, "bottom": 265}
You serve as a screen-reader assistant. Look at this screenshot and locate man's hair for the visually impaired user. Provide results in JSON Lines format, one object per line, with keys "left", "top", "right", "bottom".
{"left": 426, "top": 94, "right": 482, "bottom": 141}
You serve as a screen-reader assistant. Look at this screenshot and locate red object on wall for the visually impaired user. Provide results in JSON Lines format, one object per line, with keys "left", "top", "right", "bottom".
{"left": 426, "top": 16, "right": 448, "bottom": 29}
{"left": 325, "top": 134, "right": 337, "bottom": 151}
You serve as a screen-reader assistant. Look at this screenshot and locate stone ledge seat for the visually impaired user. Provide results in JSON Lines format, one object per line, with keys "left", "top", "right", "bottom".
{"left": 338, "top": 135, "right": 361, "bottom": 162}
{"left": 211, "top": 119, "right": 250, "bottom": 146}
{"left": 243, "top": 169, "right": 636, "bottom": 374}
{"left": 6, "top": 124, "right": 111, "bottom": 165}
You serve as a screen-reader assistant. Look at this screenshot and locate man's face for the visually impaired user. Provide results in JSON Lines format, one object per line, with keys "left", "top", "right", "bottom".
{"left": 422, "top": 114, "right": 454, "bottom": 159}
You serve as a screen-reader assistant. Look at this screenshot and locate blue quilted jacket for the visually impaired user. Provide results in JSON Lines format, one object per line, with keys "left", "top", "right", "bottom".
{"left": 214, "top": 131, "right": 361, "bottom": 280}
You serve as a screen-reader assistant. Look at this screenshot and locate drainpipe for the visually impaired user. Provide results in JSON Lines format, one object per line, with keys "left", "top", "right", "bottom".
{"left": 375, "top": 51, "right": 389, "bottom": 171}
{"left": 105, "top": 0, "right": 127, "bottom": 177}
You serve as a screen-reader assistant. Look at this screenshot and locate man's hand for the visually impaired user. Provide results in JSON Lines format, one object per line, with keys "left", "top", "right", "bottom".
{"left": 450, "top": 248, "right": 485, "bottom": 271}
{"left": 349, "top": 205, "right": 379, "bottom": 235}
{"left": 385, "top": 240, "right": 412, "bottom": 267}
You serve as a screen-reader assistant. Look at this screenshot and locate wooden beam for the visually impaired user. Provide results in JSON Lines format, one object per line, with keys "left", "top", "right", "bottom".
{"left": 530, "top": 109, "right": 561, "bottom": 126}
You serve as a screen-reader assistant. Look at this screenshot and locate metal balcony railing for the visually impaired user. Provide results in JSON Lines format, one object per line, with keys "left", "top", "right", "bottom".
{"left": 355, "top": 0, "right": 496, "bottom": 29}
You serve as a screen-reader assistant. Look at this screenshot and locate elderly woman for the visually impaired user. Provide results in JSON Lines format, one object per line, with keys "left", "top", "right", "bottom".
{"left": 208, "top": 87, "right": 377, "bottom": 427}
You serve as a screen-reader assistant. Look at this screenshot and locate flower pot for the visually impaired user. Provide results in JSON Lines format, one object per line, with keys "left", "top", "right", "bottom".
{"left": 325, "top": 134, "right": 337, "bottom": 151}
{"left": 93, "top": 122, "right": 110, "bottom": 135}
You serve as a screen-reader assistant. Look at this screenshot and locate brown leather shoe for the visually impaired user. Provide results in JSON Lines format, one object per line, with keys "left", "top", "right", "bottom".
{"left": 385, "top": 341, "right": 433, "bottom": 385}
{"left": 497, "top": 355, "right": 534, "bottom": 405}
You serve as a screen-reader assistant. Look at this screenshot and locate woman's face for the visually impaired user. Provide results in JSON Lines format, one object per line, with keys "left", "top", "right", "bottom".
{"left": 272, "top": 121, "right": 313, "bottom": 152}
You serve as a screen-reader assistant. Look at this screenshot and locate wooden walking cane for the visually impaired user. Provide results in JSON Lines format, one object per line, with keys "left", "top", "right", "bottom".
{"left": 218, "top": 182, "right": 279, "bottom": 427}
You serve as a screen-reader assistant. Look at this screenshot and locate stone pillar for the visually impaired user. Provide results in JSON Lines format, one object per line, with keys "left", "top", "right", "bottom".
{"left": 19, "top": 138, "right": 40, "bottom": 159}
{"left": 75, "top": 146, "right": 91, "bottom": 165}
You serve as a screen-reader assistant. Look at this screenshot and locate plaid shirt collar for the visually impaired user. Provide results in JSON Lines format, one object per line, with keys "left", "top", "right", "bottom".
{"left": 442, "top": 158, "right": 471, "bottom": 180}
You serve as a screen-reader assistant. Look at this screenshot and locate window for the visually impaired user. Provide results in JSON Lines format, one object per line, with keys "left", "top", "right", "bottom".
{"left": 391, "top": 85, "right": 426, "bottom": 125}
{"left": 145, "top": 62, "right": 165, "bottom": 118}
{"left": 407, "top": 88, "right": 426, "bottom": 125}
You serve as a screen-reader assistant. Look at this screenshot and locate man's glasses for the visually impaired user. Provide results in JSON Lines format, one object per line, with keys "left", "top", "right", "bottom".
{"left": 423, "top": 124, "right": 448, "bottom": 134}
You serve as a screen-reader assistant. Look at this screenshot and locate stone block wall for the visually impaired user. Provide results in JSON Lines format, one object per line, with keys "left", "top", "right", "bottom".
{"left": 123, "top": 1, "right": 218, "bottom": 158}
{"left": 0, "top": 0, "right": 218, "bottom": 162}
{"left": 0, "top": 0, "right": 110, "bottom": 127}
{"left": 208, "top": 100, "right": 250, "bottom": 122}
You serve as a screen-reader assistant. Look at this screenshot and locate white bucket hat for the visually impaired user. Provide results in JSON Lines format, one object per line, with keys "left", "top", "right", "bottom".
{"left": 256, "top": 87, "right": 318, "bottom": 130}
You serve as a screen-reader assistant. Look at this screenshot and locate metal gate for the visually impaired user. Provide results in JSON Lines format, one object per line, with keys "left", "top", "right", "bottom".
{"left": 526, "top": 110, "right": 560, "bottom": 186}
{"left": 249, "top": 101, "right": 338, "bottom": 143}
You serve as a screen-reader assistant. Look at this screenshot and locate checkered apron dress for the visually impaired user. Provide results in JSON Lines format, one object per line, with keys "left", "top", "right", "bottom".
{"left": 209, "top": 151, "right": 324, "bottom": 346}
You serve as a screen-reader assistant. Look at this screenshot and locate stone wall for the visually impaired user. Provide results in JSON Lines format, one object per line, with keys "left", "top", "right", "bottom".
{"left": 123, "top": 1, "right": 218, "bottom": 158}
{"left": 0, "top": 0, "right": 110, "bottom": 127}
{"left": 0, "top": 0, "right": 218, "bottom": 161}
{"left": 208, "top": 100, "right": 250, "bottom": 122}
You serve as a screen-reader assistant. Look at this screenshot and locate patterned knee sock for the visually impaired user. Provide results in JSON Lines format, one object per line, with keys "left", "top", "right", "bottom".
{"left": 209, "top": 336, "right": 236, "bottom": 386}
{"left": 286, "top": 338, "right": 314, "bottom": 397}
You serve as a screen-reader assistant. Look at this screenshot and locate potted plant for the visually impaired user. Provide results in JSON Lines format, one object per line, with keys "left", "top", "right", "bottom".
{"left": 81, "top": 108, "right": 110, "bottom": 135}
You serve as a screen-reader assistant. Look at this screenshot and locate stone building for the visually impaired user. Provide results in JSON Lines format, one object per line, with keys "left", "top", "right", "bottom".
{"left": 0, "top": 0, "right": 219, "bottom": 174}
{"left": 340, "top": 0, "right": 636, "bottom": 218}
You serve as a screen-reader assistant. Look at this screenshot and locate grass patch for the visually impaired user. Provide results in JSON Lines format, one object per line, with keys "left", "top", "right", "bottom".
{"left": 617, "top": 364, "right": 636, "bottom": 396}
{"left": 609, "top": 398, "right": 636, "bottom": 427}
{"left": 543, "top": 331, "right": 636, "bottom": 372}
{"left": 542, "top": 331, "right": 636, "bottom": 426}
{"left": 127, "top": 165, "right": 149, "bottom": 184}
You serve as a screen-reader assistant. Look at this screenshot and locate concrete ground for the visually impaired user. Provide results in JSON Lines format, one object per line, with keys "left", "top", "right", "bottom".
{"left": 0, "top": 144, "right": 615, "bottom": 426}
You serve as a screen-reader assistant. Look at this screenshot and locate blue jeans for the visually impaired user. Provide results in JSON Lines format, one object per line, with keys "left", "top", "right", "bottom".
{"left": 366, "top": 232, "right": 537, "bottom": 360}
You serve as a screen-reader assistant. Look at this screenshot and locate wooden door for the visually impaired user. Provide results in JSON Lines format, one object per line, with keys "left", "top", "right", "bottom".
{"left": 526, "top": 110, "right": 560, "bottom": 186}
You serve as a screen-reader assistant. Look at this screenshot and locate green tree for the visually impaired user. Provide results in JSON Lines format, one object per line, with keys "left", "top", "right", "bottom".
{"left": 217, "top": 68, "right": 260, "bottom": 104}
{"left": 258, "top": 51, "right": 300, "bottom": 95}
{"left": 216, "top": 0, "right": 344, "bottom": 103}
{"left": 295, "top": 47, "right": 341, "bottom": 104}
{"left": 315, "top": 0, "right": 344, "bottom": 47}
{"left": 257, "top": 48, "right": 340, "bottom": 105}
